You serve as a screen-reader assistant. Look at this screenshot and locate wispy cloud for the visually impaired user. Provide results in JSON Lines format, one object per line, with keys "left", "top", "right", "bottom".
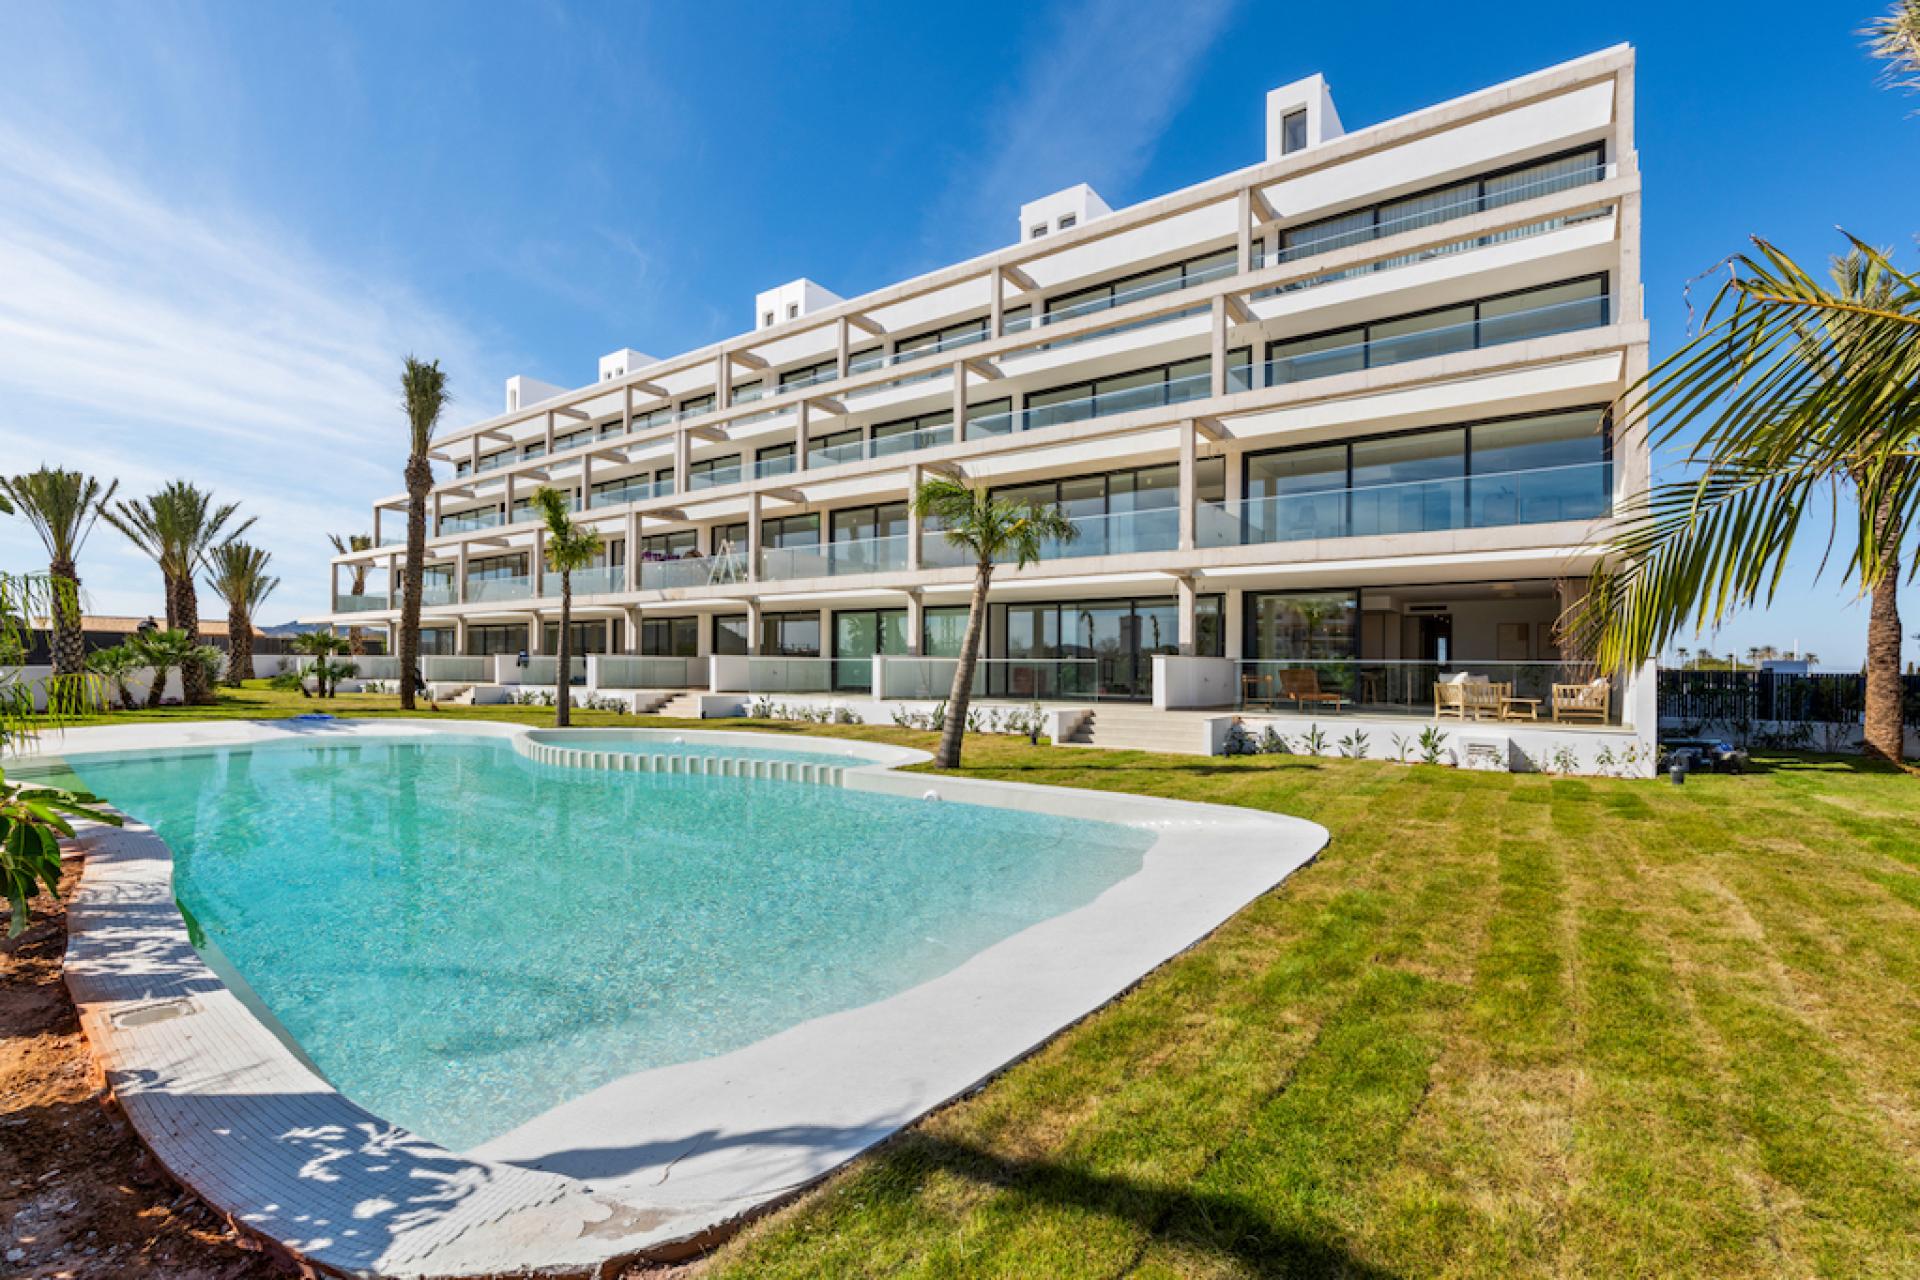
{"left": 0, "top": 123, "right": 493, "bottom": 621}
{"left": 923, "top": 0, "right": 1238, "bottom": 256}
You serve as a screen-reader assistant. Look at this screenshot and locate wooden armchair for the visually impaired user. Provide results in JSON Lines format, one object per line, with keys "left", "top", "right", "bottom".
{"left": 1434, "top": 677, "right": 1507, "bottom": 721}
{"left": 1553, "top": 678, "right": 1611, "bottom": 724}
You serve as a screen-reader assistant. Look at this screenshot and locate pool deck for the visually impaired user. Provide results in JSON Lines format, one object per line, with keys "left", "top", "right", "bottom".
{"left": 41, "top": 718, "right": 1328, "bottom": 1278}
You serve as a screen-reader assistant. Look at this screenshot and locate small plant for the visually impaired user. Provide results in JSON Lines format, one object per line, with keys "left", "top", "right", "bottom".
{"left": 1222, "top": 719, "right": 1257, "bottom": 755}
{"left": 85, "top": 644, "right": 139, "bottom": 710}
{"left": 1259, "top": 726, "right": 1290, "bottom": 755}
{"left": 829, "top": 705, "right": 859, "bottom": 725}
{"left": 1337, "top": 729, "right": 1370, "bottom": 759}
{"left": 1549, "top": 745, "right": 1580, "bottom": 774}
{"left": 1301, "top": 724, "right": 1329, "bottom": 757}
{"left": 2, "top": 765, "right": 124, "bottom": 937}
{"left": 1593, "top": 745, "right": 1617, "bottom": 774}
{"left": 1417, "top": 725, "right": 1449, "bottom": 766}
{"left": 1390, "top": 732, "right": 1412, "bottom": 763}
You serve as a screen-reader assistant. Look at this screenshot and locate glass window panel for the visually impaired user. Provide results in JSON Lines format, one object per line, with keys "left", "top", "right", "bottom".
{"left": 1478, "top": 277, "right": 1608, "bottom": 345}
{"left": 1247, "top": 445, "right": 1346, "bottom": 498}
{"left": 1483, "top": 150, "right": 1603, "bottom": 206}
{"left": 714, "top": 614, "right": 749, "bottom": 656}
{"left": 922, "top": 606, "right": 970, "bottom": 657}
{"left": 1268, "top": 327, "right": 1366, "bottom": 383}
{"left": 1245, "top": 591, "right": 1357, "bottom": 660}
{"left": 1378, "top": 182, "right": 1475, "bottom": 237}
{"left": 761, "top": 612, "right": 820, "bottom": 657}
{"left": 1282, "top": 207, "right": 1374, "bottom": 260}
{"left": 830, "top": 507, "right": 876, "bottom": 542}
{"left": 1350, "top": 430, "right": 1465, "bottom": 486}
{"left": 1472, "top": 410, "right": 1606, "bottom": 473}
{"left": 1196, "top": 457, "right": 1226, "bottom": 505}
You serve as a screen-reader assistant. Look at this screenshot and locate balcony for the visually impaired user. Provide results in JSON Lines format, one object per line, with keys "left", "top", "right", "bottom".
{"left": 1235, "top": 659, "right": 1617, "bottom": 723}
{"left": 423, "top": 583, "right": 458, "bottom": 607}
{"left": 760, "top": 535, "right": 910, "bottom": 581}
{"left": 1266, "top": 294, "right": 1610, "bottom": 386}
{"left": 589, "top": 478, "right": 671, "bottom": 509}
{"left": 1197, "top": 460, "right": 1614, "bottom": 548}
{"left": 542, "top": 565, "right": 625, "bottom": 597}
{"left": 591, "top": 655, "right": 706, "bottom": 690}
{"left": 754, "top": 453, "right": 797, "bottom": 479}
{"left": 465, "top": 575, "right": 533, "bottom": 603}
{"left": 337, "top": 593, "right": 387, "bottom": 613}
{"left": 688, "top": 463, "right": 744, "bottom": 492}
{"left": 438, "top": 509, "right": 504, "bottom": 536}
{"left": 640, "top": 553, "right": 747, "bottom": 590}
{"left": 1005, "top": 507, "right": 1182, "bottom": 564}
{"left": 968, "top": 367, "right": 1233, "bottom": 438}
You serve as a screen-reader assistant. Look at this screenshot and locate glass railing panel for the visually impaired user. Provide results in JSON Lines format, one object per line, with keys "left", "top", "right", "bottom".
{"left": 870, "top": 425, "right": 954, "bottom": 457}
{"left": 873, "top": 656, "right": 1104, "bottom": 701}
{"left": 465, "top": 576, "right": 533, "bottom": 603}
{"left": 1197, "top": 461, "right": 1613, "bottom": 547}
{"left": 640, "top": 553, "right": 747, "bottom": 590}
{"left": 378, "top": 532, "right": 405, "bottom": 546}
{"left": 542, "top": 566, "right": 624, "bottom": 596}
{"left": 1234, "top": 658, "right": 1614, "bottom": 722}
{"left": 520, "top": 656, "right": 588, "bottom": 687}
{"left": 687, "top": 465, "right": 743, "bottom": 491}
{"left": 1002, "top": 507, "right": 1181, "bottom": 563}
{"left": 589, "top": 481, "right": 665, "bottom": 508}
{"left": 754, "top": 454, "right": 797, "bottom": 479}
{"left": 438, "top": 509, "right": 505, "bottom": 535}
{"left": 337, "top": 593, "right": 387, "bottom": 613}
{"left": 742, "top": 657, "right": 834, "bottom": 694}
{"left": 1264, "top": 296, "right": 1611, "bottom": 388}
{"left": 593, "top": 655, "right": 704, "bottom": 689}
{"left": 808, "top": 438, "right": 870, "bottom": 469}
{"left": 421, "top": 656, "right": 490, "bottom": 684}
{"left": 422, "top": 584, "right": 457, "bottom": 607}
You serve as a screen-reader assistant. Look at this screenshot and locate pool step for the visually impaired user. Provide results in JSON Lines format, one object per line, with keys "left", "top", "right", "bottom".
{"left": 516, "top": 735, "right": 845, "bottom": 785}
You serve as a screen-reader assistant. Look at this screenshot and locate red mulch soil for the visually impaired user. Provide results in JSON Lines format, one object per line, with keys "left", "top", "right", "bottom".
{"left": 1, "top": 860, "right": 283, "bottom": 1280}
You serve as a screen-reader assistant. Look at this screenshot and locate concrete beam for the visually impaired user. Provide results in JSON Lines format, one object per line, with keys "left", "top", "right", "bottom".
{"left": 1000, "top": 264, "right": 1038, "bottom": 292}
{"left": 965, "top": 357, "right": 1004, "bottom": 381}
{"left": 1224, "top": 294, "right": 1257, "bottom": 325}
{"left": 845, "top": 313, "right": 886, "bottom": 337}
{"left": 1193, "top": 415, "right": 1229, "bottom": 442}
{"left": 687, "top": 425, "right": 727, "bottom": 442}
{"left": 728, "top": 349, "right": 768, "bottom": 371}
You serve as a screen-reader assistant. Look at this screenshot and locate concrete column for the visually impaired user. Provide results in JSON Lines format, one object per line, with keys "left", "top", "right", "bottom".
{"left": 622, "top": 384, "right": 633, "bottom": 436}
{"left": 951, "top": 363, "right": 966, "bottom": 436}
{"left": 1210, "top": 297, "right": 1228, "bottom": 398}
{"left": 1178, "top": 419, "right": 1197, "bottom": 552}
{"left": 330, "top": 562, "right": 339, "bottom": 613}
{"left": 989, "top": 267, "right": 1004, "bottom": 338}
{"left": 455, "top": 542, "right": 469, "bottom": 604}
{"left": 674, "top": 429, "right": 690, "bottom": 495}
{"left": 747, "top": 491, "right": 763, "bottom": 584}
{"left": 526, "top": 611, "right": 543, "bottom": 654}
{"left": 1236, "top": 188, "right": 1253, "bottom": 275}
{"left": 454, "top": 614, "right": 467, "bottom": 654}
{"left": 372, "top": 505, "right": 382, "bottom": 547}
{"left": 386, "top": 553, "right": 397, "bottom": 608}
{"left": 624, "top": 512, "right": 640, "bottom": 591}
{"left": 818, "top": 607, "right": 833, "bottom": 666}
{"left": 836, "top": 318, "right": 850, "bottom": 379}
{"left": 906, "top": 463, "right": 923, "bottom": 570}
{"left": 468, "top": 436, "right": 479, "bottom": 474}
{"left": 715, "top": 352, "right": 730, "bottom": 409}
{"left": 745, "top": 598, "right": 762, "bottom": 656}
{"left": 1224, "top": 588, "right": 1244, "bottom": 660}
{"left": 1176, "top": 575, "right": 1198, "bottom": 656}
{"left": 795, "top": 399, "right": 810, "bottom": 472}
{"left": 581, "top": 452, "right": 594, "bottom": 506}
{"left": 544, "top": 410, "right": 555, "bottom": 455}
{"left": 906, "top": 589, "right": 924, "bottom": 656}
{"left": 505, "top": 471, "right": 517, "bottom": 522}
{"left": 623, "top": 606, "right": 641, "bottom": 653}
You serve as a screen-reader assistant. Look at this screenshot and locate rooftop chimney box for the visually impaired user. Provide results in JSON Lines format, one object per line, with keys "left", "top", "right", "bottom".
{"left": 1018, "top": 183, "right": 1111, "bottom": 244}
{"left": 503, "top": 374, "right": 567, "bottom": 414}
{"left": 754, "top": 279, "right": 843, "bottom": 331}
{"left": 1265, "top": 73, "right": 1343, "bottom": 162}
{"left": 598, "top": 348, "right": 655, "bottom": 382}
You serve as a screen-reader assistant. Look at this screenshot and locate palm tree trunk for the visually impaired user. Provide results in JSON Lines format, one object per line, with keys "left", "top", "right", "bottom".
{"left": 936, "top": 561, "right": 993, "bottom": 768}
{"left": 174, "top": 575, "right": 215, "bottom": 705}
{"left": 347, "top": 565, "right": 368, "bottom": 656}
{"left": 48, "top": 558, "right": 83, "bottom": 677}
{"left": 1863, "top": 500, "right": 1904, "bottom": 764}
{"left": 162, "top": 572, "right": 179, "bottom": 631}
{"left": 555, "top": 575, "right": 573, "bottom": 728}
{"left": 227, "top": 602, "right": 254, "bottom": 684}
{"left": 400, "top": 454, "right": 431, "bottom": 711}
{"left": 145, "top": 662, "right": 168, "bottom": 709}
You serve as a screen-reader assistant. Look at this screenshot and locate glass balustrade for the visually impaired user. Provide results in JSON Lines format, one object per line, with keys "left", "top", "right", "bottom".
{"left": 760, "top": 536, "right": 910, "bottom": 581}
{"left": 542, "top": 565, "right": 625, "bottom": 597}
{"left": 589, "top": 479, "right": 669, "bottom": 508}
{"left": 438, "top": 509, "right": 504, "bottom": 535}
{"left": 1198, "top": 461, "right": 1613, "bottom": 548}
{"left": 464, "top": 576, "right": 533, "bottom": 603}
{"left": 1266, "top": 295, "right": 1610, "bottom": 386}
{"left": 591, "top": 655, "right": 705, "bottom": 689}
{"left": 1235, "top": 659, "right": 1614, "bottom": 722}
{"left": 872, "top": 657, "right": 1104, "bottom": 701}
{"left": 422, "top": 583, "right": 458, "bottom": 606}
{"left": 996, "top": 507, "right": 1182, "bottom": 563}
{"left": 688, "top": 464, "right": 743, "bottom": 491}
{"left": 337, "top": 593, "right": 387, "bottom": 613}
{"left": 754, "top": 453, "right": 797, "bottom": 479}
{"left": 640, "top": 553, "right": 747, "bottom": 590}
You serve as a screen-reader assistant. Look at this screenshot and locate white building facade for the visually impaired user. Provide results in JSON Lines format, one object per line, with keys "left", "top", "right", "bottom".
{"left": 317, "top": 47, "right": 1653, "bottom": 770}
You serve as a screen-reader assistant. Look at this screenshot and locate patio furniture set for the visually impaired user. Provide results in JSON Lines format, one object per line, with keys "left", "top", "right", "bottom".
{"left": 1239, "top": 668, "right": 1612, "bottom": 724}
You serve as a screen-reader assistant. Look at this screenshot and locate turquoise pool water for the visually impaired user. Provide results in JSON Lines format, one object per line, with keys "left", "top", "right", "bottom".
{"left": 71, "top": 736, "right": 1152, "bottom": 1151}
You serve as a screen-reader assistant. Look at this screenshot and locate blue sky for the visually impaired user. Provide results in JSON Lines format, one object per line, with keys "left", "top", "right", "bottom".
{"left": 1, "top": 1, "right": 1913, "bottom": 664}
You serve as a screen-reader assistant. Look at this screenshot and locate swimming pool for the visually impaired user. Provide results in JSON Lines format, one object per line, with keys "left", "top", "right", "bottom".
{"left": 524, "top": 727, "right": 860, "bottom": 767}
{"left": 71, "top": 734, "right": 1154, "bottom": 1151}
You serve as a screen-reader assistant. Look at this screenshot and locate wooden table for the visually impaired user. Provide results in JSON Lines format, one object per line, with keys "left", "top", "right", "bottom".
{"left": 1500, "top": 696, "right": 1543, "bottom": 722}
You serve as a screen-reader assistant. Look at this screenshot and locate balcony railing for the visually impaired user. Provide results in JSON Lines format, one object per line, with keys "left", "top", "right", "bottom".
{"left": 422, "top": 583, "right": 458, "bottom": 607}
{"left": 688, "top": 464, "right": 744, "bottom": 492}
{"left": 1039, "top": 258, "right": 1240, "bottom": 329}
{"left": 591, "top": 655, "right": 706, "bottom": 689}
{"left": 1235, "top": 659, "right": 1615, "bottom": 723}
{"left": 754, "top": 453, "right": 797, "bottom": 479}
{"left": 589, "top": 478, "right": 671, "bottom": 509}
{"left": 760, "top": 535, "right": 910, "bottom": 581}
{"left": 465, "top": 575, "right": 533, "bottom": 603}
{"left": 337, "top": 593, "right": 387, "bottom": 613}
{"left": 967, "top": 367, "right": 1235, "bottom": 439}
{"left": 421, "top": 655, "right": 491, "bottom": 683}
{"left": 1266, "top": 294, "right": 1610, "bottom": 386}
{"left": 1197, "top": 460, "right": 1614, "bottom": 547}
{"left": 873, "top": 656, "right": 1104, "bottom": 701}
{"left": 640, "top": 553, "right": 747, "bottom": 590}
{"left": 1265, "top": 162, "right": 1612, "bottom": 266}
{"left": 542, "top": 565, "right": 625, "bottom": 597}
{"left": 439, "top": 509, "right": 504, "bottom": 535}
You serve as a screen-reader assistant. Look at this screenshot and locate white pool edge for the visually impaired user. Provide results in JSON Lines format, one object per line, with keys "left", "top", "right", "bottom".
{"left": 43, "top": 718, "right": 1328, "bottom": 1278}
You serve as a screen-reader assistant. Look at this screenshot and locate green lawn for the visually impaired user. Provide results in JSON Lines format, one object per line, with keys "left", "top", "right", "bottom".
{"left": 25, "top": 685, "right": 1920, "bottom": 1277}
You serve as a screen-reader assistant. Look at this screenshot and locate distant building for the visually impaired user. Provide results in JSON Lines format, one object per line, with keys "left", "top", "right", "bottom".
{"left": 23, "top": 615, "right": 379, "bottom": 665}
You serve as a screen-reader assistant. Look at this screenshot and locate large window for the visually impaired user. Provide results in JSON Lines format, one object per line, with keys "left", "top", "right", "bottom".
{"left": 1239, "top": 408, "right": 1610, "bottom": 540}
{"left": 713, "top": 611, "right": 820, "bottom": 656}
{"left": 640, "top": 529, "right": 697, "bottom": 560}
{"left": 922, "top": 606, "right": 971, "bottom": 657}
{"left": 465, "top": 623, "right": 529, "bottom": 656}
{"left": 640, "top": 616, "right": 700, "bottom": 657}
{"left": 1244, "top": 591, "right": 1358, "bottom": 661}
{"left": 466, "top": 553, "right": 527, "bottom": 581}
{"left": 991, "top": 595, "right": 1221, "bottom": 700}
{"left": 419, "top": 627, "right": 457, "bottom": 656}
{"left": 543, "top": 620, "right": 620, "bottom": 654}
{"left": 832, "top": 608, "right": 909, "bottom": 691}
{"left": 688, "top": 454, "right": 742, "bottom": 489}
{"left": 1265, "top": 277, "right": 1608, "bottom": 384}
{"left": 989, "top": 461, "right": 1222, "bottom": 558}
{"left": 1043, "top": 247, "right": 1237, "bottom": 325}
{"left": 1025, "top": 351, "right": 1250, "bottom": 432}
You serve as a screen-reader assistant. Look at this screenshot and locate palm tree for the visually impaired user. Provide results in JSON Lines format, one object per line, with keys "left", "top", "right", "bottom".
{"left": 127, "top": 627, "right": 199, "bottom": 709}
{"left": 106, "top": 482, "right": 253, "bottom": 706}
{"left": 1573, "top": 237, "right": 1920, "bottom": 763}
{"left": 328, "top": 533, "right": 375, "bottom": 655}
{"left": 531, "top": 485, "right": 600, "bottom": 728}
{"left": 911, "top": 478, "right": 1077, "bottom": 768}
{"left": 1867, "top": 1, "right": 1920, "bottom": 93}
{"left": 85, "top": 644, "right": 138, "bottom": 710}
{"left": 0, "top": 469, "right": 118, "bottom": 677}
{"left": 205, "top": 543, "right": 279, "bottom": 685}
{"left": 290, "top": 630, "right": 355, "bottom": 698}
{"left": 399, "top": 357, "right": 450, "bottom": 711}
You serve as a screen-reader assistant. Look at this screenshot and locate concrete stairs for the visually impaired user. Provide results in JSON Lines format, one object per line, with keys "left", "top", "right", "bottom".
{"left": 649, "top": 691, "right": 708, "bottom": 719}
{"left": 1060, "top": 706, "right": 1218, "bottom": 755}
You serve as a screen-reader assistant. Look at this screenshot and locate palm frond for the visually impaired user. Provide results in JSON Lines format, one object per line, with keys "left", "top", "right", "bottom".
{"left": 0, "top": 469, "right": 118, "bottom": 564}
{"left": 401, "top": 356, "right": 451, "bottom": 456}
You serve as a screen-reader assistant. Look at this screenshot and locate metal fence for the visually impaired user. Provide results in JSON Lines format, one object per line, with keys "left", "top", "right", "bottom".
{"left": 1658, "top": 669, "right": 1920, "bottom": 727}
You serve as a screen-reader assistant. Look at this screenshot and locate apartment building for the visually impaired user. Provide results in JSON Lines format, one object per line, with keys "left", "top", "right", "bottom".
{"left": 318, "top": 45, "right": 1653, "bottom": 764}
